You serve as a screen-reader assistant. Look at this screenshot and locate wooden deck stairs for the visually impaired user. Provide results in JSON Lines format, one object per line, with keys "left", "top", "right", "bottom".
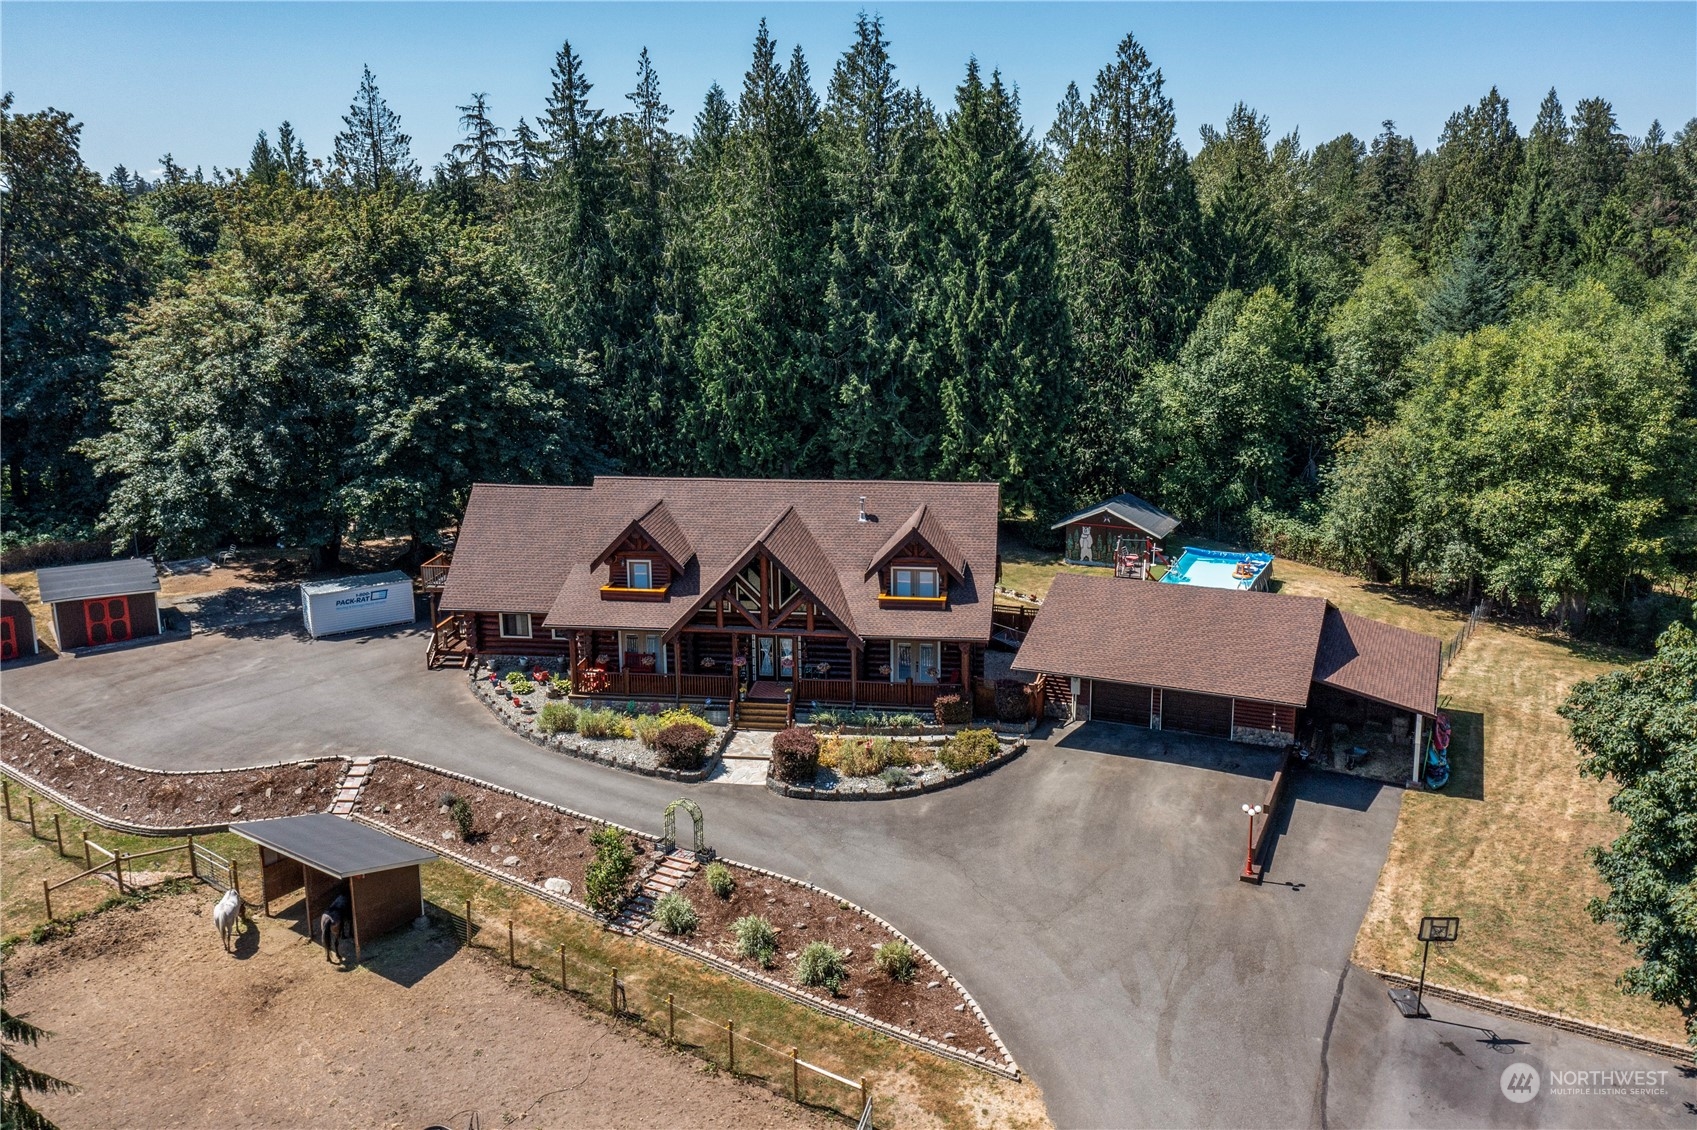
{"left": 426, "top": 614, "right": 473, "bottom": 670}
{"left": 734, "top": 699, "right": 791, "bottom": 731}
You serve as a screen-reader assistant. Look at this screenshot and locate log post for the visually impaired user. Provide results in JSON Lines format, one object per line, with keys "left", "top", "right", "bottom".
{"left": 464, "top": 898, "right": 472, "bottom": 947}
{"left": 2, "top": 777, "right": 10, "bottom": 820}
{"left": 81, "top": 832, "right": 91, "bottom": 871}
{"left": 26, "top": 795, "right": 36, "bottom": 839}
{"left": 186, "top": 835, "right": 197, "bottom": 880}
{"left": 113, "top": 852, "right": 125, "bottom": 894}
{"left": 42, "top": 879, "right": 52, "bottom": 922}
{"left": 52, "top": 814, "right": 64, "bottom": 858}
{"left": 507, "top": 919, "right": 515, "bottom": 966}
{"left": 726, "top": 1019, "right": 735, "bottom": 1073}
{"left": 610, "top": 967, "right": 619, "bottom": 1014}
{"left": 559, "top": 944, "right": 568, "bottom": 991}
{"left": 668, "top": 994, "right": 676, "bottom": 1042}
{"left": 792, "top": 1046, "right": 799, "bottom": 1100}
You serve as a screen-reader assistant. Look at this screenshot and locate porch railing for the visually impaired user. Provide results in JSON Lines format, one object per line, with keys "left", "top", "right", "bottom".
{"left": 569, "top": 668, "right": 960, "bottom": 710}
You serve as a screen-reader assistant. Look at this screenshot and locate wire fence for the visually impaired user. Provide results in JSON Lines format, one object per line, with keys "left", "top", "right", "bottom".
{"left": 1439, "top": 603, "right": 1485, "bottom": 678}
{"left": 457, "top": 900, "right": 877, "bottom": 1125}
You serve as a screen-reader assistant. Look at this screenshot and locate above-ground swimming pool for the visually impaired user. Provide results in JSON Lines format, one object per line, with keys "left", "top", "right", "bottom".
{"left": 1159, "top": 548, "right": 1274, "bottom": 591}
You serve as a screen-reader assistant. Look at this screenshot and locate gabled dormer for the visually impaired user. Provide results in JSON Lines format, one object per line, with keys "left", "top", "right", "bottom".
{"left": 592, "top": 500, "right": 693, "bottom": 601}
{"left": 867, "top": 504, "right": 967, "bottom": 609}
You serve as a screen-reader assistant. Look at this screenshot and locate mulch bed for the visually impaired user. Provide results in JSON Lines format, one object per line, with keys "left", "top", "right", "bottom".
{"left": 0, "top": 712, "right": 340, "bottom": 827}
{"left": 673, "top": 865, "right": 997, "bottom": 1056}
{"left": 355, "top": 760, "right": 649, "bottom": 897}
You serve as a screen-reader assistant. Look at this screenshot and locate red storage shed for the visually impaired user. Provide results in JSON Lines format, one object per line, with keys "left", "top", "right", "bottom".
{"left": 35, "top": 558, "right": 163, "bottom": 651}
{"left": 0, "top": 584, "right": 39, "bottom": 661}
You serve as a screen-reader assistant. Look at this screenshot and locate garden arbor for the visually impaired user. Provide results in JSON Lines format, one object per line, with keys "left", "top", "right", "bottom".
{"left": 661, "top": 798, "right": 709, "bottom": 859}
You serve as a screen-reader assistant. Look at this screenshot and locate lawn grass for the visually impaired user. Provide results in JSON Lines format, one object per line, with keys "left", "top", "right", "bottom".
{"left": 0, "top": 780, "right": 1048, "bottom": 1128}
{"left": 999, "top": 539, "right": 1687, "bottom": 1044}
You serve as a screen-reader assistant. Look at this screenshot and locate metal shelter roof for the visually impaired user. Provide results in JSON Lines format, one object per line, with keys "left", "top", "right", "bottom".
{"left": 299, "top": 570, "right": 413, "bottom": 596}
{"left": 1050, "top": 493, "right": 1181, "bottom": 540}
{"left": 229, "top": 813, "right": 437, "bottom": 878}
{"left": 35, "top": 558, "right": 161, "bottom": 605}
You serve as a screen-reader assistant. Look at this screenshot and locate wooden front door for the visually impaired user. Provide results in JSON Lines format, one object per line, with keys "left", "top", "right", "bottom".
{"left": 0, "top": 615, "right": 16, "bottom": 661}
{"left": 82, "top": 597, "right": 133, "bottom": 646}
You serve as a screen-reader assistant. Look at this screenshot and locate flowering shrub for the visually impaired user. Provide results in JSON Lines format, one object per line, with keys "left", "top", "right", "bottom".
{"left": 933, "top": 694, "right": 972, "bottom": 725}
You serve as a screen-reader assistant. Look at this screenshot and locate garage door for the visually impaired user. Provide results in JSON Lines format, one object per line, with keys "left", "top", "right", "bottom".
{"left": 1093, "top": 681, "right": 1152, "bottom": 726}
{"left": 1160, "top": 690, "right": 1233, "bottom": 738}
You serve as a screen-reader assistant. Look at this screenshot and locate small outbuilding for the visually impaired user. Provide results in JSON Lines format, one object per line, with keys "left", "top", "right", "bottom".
{"left": 300, "top": 571, "right": 417, "bottom": 638}
{"left": 231, "top": 813, "right": 436, "bottom": 962}
{"left": 1052, "top": 493, "right": 1180, "bottom": 575}
{"left": 0, "top": 584, "right": 39, "bottom": 661}
{"left": 35, "top": 558, "right": 162, "bottom": 651}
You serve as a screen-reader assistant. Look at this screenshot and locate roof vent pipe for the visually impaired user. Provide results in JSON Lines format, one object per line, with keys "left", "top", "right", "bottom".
{"left": 857, "top": 496, "right": 869, "bottom": 523}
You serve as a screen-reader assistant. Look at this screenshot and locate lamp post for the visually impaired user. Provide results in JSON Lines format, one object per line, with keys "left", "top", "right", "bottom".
{"left": 1241, "top": 803, "right": 1265, "bottom": 881}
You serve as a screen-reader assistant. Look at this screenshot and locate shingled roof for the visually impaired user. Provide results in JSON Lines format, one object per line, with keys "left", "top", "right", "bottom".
{"left": 867, "top": 504, "right": 968, "bottom": 582}
{"left": 442, "top": 477, "right": 1000, "bottom": 643}
{"left": 1011, "top": 574, "right": 1442, "bottom": 716}
{"left": 1051, "top": 492, "right": 1180, "bottom": 540}
{"left": 1312, "top": 606, "right": 1441, "bottom": 716}
{"left": 590, "top": 499, "right": 695, "bottom": 573}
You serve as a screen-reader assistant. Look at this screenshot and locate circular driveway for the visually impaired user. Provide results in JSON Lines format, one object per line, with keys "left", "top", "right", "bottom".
{"left": 9, "top": 624, "right": 1674, "bottom": 1128}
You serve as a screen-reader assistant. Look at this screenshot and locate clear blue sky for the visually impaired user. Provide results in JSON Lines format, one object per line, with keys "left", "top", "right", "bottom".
{"left": 4, "top": 2, "right": 1693, "bottom": 178}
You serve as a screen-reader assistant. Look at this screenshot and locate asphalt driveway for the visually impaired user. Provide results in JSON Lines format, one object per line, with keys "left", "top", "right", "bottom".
{"left": 3, "top": 625, "right": 1687, "bottom": 1127}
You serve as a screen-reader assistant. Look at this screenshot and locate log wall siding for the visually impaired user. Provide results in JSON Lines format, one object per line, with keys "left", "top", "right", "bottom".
{"left": 472, "top": 612, "right": 571, "bottom": 657}
{"left": 607, "top": 554, "right": 672, "bottom": 589}
{"left": 1231, "top": 699, "right": 1297, "bottom": 733}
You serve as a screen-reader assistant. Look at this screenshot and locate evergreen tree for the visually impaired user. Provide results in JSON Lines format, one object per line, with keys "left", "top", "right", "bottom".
{"left": 1616, "top": 121, "right": 1697, "bottom": 274}
{"left": 819, "top": 13, "right": 939, "bottom": 478}
{"left": 542, "top": 39, "right": 604, "bottom": 164}
{"left": 452, "top": 93, "right": 510, "bottom": 182}
{"left": 1363, "top": 120, "right": 1422, "bottom": 249}
{"left": 1043, "top": 81, "right": 1086, "bottom": 173}
{"left": 1295, "top": 132, "right": 1374, "bottom": 310}
{"left": 1426, "top": 87, "right": 1522, "bottom": 259}
{"left": 0, "top": 94, "right": 141, "bottom": 526}
{"left": 275, "top": 120, "right": 310, "bottom": 181}
{"left": 690, "top": 22, "right": 832, "bottom": 475}
{"left": 247, "top": 129, "right": 282, "bottom": 182}
{"left": 1052, "top": 32, "right": 1202, "bottom": 501}
{"left": 929, "top": 61, "right": 1071, "bottom": 512}
{"left": 1507, "top": 89, "right": 1575, "bottom": 279}
{"left": 1565, "top": 96, "right": 1631, "bottom": 231}
{"left": 1424, "top": 221, "right": 1516, "bottom": 336}
{"left": 1320, "top": 239, "right": 1424, "bottom": 441}
{"left": 509, "top": 117, "right": 543, "bottom": 182}
{"left": 332, "top": 65, "right": 419, "bottom": 191}
{"left": 1195, "top": 103, "right": 1285, "bottom": 296}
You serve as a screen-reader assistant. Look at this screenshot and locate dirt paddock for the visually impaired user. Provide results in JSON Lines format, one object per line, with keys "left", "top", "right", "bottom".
{"left": 3, "top": 890, "right": 819, "bottom": 1130}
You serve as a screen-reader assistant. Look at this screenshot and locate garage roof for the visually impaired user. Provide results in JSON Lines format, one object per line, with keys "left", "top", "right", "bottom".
{"left": 1012, "top": 575, "right": 1328, "bottom": 707}
{"left": 35, "top": 558, "right": 160, "bottom": 605}
{"left": 229, "top": 813, "right": 437, "bottom": 878}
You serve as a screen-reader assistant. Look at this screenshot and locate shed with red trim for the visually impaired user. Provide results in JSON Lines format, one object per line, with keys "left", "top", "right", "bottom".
{"left": 0, "top": 584, "right": 39, "bottom": 662}
{"left": 35, "top": 558, "right": 162, "bottom": 651}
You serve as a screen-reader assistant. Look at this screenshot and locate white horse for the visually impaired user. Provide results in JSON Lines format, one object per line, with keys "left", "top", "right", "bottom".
{"left": 213, "top": 887, "right": 246, "bottom": 952}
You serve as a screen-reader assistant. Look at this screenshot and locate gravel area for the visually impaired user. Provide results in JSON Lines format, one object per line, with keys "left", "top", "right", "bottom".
{"left": 802, "top": 734, "right": 1024, "bottom": 796}
{"left": 0, "top": 711, "right": 340, "bottom": 827}
{"left": 356, "top": 759, "right": 650, "bottom": 898}
{"left": 675, "top": 863, "right": 998, "bottom": 1056}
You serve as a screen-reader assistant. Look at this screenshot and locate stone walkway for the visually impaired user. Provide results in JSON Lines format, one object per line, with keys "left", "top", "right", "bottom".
{"left": 610, "top": 849, "right": 701, "bottom": 935}
{"left": 713, "top": 730, "right": 773, "bottom": 786}
{"left": 330, "top": 756, "right": 374, "bottom": 815}
{"left": 721, "top": 731, "right": 775, "bottom": 759}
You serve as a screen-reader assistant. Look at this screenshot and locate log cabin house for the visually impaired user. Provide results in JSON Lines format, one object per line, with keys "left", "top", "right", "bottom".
{"left": 433, "top": 477, "right": 999, "bottom": 720}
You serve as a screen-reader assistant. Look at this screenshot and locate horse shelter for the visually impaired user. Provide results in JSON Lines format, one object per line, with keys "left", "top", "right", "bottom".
{"left": 229, "top": 813, "right": 436, "bottom": 962}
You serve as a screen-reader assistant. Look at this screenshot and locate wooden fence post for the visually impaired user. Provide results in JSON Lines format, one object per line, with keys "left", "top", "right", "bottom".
{"left": 81, "top": 832, "right": 91, "bottom": 870}
{"left": 52, "top": 814, "right": 64, "bottom": 858}
{"left": 861, "top": 1078, "right": 869, "bottom": 1116}
{"left": 187, "top": 835, "right": 198, "bottom": 880}
{"left": 507, "top": 919, "right": 515, "bottom": 966}
{"left": 26, "top": 795, "right": 36, "bottom": 838}
{"left": 2, "top": 777, "right": 10, "bottom": 820}
{"left": 791, "top": 1046, "right": 799, "bottom": 1101}
{"left": 42, "top": 879, "right": 52, "bottom": 922}
{"left": 113, "top": 852, "right": 125, "bottom": 894}
{"left": 610, "top": 968, "right": 619, "bottom": 1013}
{"left": 726, "top": 1019, "right": 735, "bottom": 1073}
{"left": 559, "top": 944, "right": 568, "bottom": 991}
{"left": 667, "top": 994, "right": 675, "bottom": 1042}
{"left": 463, "top": 899, "right": 472, "bottom": 947}
{"left": 231, "top": 860, "right": 241, "bottom": 899}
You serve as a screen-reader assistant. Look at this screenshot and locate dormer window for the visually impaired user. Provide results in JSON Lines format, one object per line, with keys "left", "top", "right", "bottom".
{"left": 891, "top": 568, "right": 940, "bottom": 598}
{"left": 627, "top": 559, "right": 653, "bottom": 590}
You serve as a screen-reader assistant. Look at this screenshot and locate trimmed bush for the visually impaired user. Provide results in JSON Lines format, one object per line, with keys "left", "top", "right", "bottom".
{"left": 578, "top": 708, "right": 634, "bottom": 740}
{"left": 656, "top": 707, "right": 715, "bottom": 735}
{"left": 879, "top": 766, "right": 909, "bottom": 789}
{"left": 450, "top": 796, "right": 475, "bottom": 841}
{"left": 631, "top": 713, "right": 666, "bottom": 748}
{"left": 733, "top": 915, "right": 779, "bottom": 967}
{"left": 994, "top": 678, "right": 1032, "bottom": 722}
{"left": 873, "top": 940, "right": 917, "bottom": 982}
{"left": 654, "top": 723, "right": 713, "bottom": 771}
{"left": 583, "top": 826, "right": 636, "bottom": 917}
{"left": 770, "top": 727, "right": 819, "bottom": 784}
{"left": 537, "top": 702, "right": 578, "bottom": 735}
{"left": 939, "top": 727, "right": 1000, "bottom": 772}
{"left": 933, "top": 694, "right": 972, "bottom": 725}
{"left": 795, "top": 941, "right": 848, "bottom": 995}
{"left": 838, "top": 737, "right": 896, "bottom": 779}
{"left": 705, "top": 861, "right": 735, "bottom": 899}
{"left": 653, "top": 891, "right": 698, "bottom": 935}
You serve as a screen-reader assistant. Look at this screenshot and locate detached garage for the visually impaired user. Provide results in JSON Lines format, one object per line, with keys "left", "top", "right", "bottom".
{"left": 1012, "top": 575, "right": 1438, "bottom": 763}
{"left": 35, "top": 558, "right": 162, "bottom": 651}
{"left": 1, "top": 585, "right": 39, "bottom": 661}
{"left": 300, "top": 571, "right": 417, "bottom": 638}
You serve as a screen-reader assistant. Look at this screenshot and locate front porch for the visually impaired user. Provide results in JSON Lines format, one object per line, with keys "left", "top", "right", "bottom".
{"left": 567, "top": 667, "right": 964, "bottom": 711}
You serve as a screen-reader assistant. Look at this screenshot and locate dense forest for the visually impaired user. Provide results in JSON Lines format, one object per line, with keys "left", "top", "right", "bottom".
{"left": 3, "top": 19, "right": 1694, "bottom": 633}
